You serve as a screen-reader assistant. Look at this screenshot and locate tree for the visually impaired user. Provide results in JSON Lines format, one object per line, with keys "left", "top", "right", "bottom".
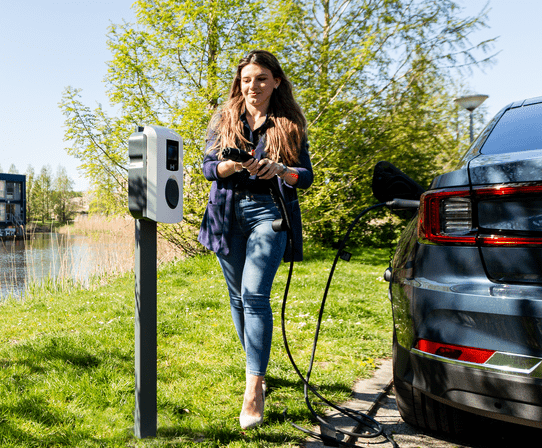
{"left": 25, "top": 164, "right": 76, "bottom": 225}
{"left": 277, "top": 0, "right": 495, "bottom": 243}
{"left": 60, "top": 0, "right": 495, "bottom": 251}
{"left": 61, "top": 0, "right": 292, "bottom": 253}
{"left": 8, "top": 164, "right": 19, "bottom": 174}
{"left": 53, "top": 165, "right": 76, "bottom": 224}
{"left": 25, "top": 165, "right": 37, "bottom": 223}
{"left": 34, "top": 165, "right": 54, "bottom": 224}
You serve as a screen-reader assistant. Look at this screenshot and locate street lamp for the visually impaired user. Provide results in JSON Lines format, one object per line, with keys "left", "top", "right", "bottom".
{"left": 454, "top": 94, "right": 489, "bottom": 143}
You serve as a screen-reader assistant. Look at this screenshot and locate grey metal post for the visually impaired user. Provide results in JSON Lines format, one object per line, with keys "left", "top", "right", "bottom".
{"left": 453, "top": 95, "right": 488, "bottom": 145}
{"left": 469, "top": 110, "right": 474, "bottom": 144}
{"left": 134, "top": 218, "right": 157, "bottom": 438}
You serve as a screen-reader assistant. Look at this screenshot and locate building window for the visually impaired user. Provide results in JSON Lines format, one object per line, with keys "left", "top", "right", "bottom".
{"left": 6, "top": 183, "right": 14, "bottom": 200}
{"left": 0, "top": 203, "right": 5, "bottom": 222}
{"left": 0, "top": 180, "right": 4, "bottom": 198}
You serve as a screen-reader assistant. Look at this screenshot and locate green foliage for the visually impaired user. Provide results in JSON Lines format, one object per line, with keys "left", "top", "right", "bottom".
{"left": 25, "top": 165, "right": 77, "bottom": 225}
{"left": 60, "top": 89, "right": 129, "bottom": 216}
{"left": 34, "top": 165, "right": 54, "bottom": 224}
{"left": 60, "top": 0, "right": 295, "bottom": 254}
{"left": 25, "top": 165, "right": 37, "bottom": 223}
{"left": 59, "top": 0, "right": 495, "bottom": 251}
{"left": 279, "top": 0, "right": 494, "bottom": 245}
{"left": 52, "top": 166, "right": 77, "bottom": 224}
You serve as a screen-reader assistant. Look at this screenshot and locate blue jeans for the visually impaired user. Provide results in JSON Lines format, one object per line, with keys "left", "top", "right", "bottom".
{"left": 217, "top": 191, "right": 287, "bottom": 377}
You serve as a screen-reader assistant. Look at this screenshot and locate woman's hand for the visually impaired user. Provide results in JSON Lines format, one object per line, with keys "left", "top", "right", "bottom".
{"left": 254, "top": 158, "right": 282, "bottom": 180}
{"left": 217, "top": 160, "right": 243, "bottom": 178}
{"left": 242, "top": 158, "right": 260, "bottom": 176}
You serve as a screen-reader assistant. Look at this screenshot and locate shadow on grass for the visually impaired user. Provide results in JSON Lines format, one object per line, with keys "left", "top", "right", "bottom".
{"left": 1, "top": 340, "right": 101, "bottom": 378}
{"left": 1, "top": 326, "right": 355, "bottom": 447}
{"left": 266, "top": 373, "right": 352, "bottom": 399}
{"left": 5, "top": 334, "right": 132, "bottom": 372}
{"left": 3, "top": 350, "right": 98, "bottom": 378}
{"left": 155, "top": 425, "right": 306, "bottom": 446}
{"left": 1, "top": 336, "right": 134, "bottom": 446}
{"left": 156, "top": 414, "right": 309, "bottom": 447}
{"left": 0, "top": 394, "right": 124, "bottom": 447}
{"left": 155, "top": 374, "right": 350, "bottom": 446}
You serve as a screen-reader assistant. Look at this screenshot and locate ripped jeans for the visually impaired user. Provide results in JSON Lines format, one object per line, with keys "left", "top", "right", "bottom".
{"left": 216, "top": 190, "right": 287, "bottom": 377}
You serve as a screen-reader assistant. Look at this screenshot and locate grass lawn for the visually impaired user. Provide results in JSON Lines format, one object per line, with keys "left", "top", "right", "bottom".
{"left": 0, "top": 244, "right": 393, "bottom": 447}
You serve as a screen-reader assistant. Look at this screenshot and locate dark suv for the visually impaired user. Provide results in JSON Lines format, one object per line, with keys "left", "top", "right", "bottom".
{"left": 384, "top": 96, "right": 542, "bottom": 433}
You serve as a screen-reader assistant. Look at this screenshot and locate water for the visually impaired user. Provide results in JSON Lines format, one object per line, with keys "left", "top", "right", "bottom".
{"left": 0, "top": 233, "right": 133, "bottom": 299}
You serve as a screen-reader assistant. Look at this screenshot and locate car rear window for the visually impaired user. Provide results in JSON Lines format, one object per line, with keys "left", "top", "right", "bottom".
{"left": 481, "top": 102, "right": 542, "bottom": 155}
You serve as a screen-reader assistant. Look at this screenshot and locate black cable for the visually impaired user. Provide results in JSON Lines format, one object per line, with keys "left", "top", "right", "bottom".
{"left": 272, "top": 180, "right": 405, "bottom": 446}
{"left": 281, "top": 198, "right": 417, "bottom": 447}
{"left": 280, "top": 203, "right": 401, "bottom": 446}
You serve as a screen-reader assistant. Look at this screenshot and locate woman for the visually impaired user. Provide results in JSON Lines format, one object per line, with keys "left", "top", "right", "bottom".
{"left": 198, "top": 50, "right": 313, "bottom": 429}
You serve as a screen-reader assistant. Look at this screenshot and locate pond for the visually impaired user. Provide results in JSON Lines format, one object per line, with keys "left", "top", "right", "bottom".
{"left": 0, "top": 233, "right": 135, "bottom": 300}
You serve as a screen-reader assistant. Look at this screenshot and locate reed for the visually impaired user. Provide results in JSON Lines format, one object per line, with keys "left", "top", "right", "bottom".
{"left": 0, "top": 237, "right": 23, "bottom": 299}
{"left": 1, "top": 215, "right": 185, "bottom": 300}
{"left": 58, "top": 215, "right": 184, "bottom": 265}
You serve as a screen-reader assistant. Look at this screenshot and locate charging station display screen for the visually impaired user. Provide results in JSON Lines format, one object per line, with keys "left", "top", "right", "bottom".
{"left": 166, "top": 139, "right": 179, "bottom": 171}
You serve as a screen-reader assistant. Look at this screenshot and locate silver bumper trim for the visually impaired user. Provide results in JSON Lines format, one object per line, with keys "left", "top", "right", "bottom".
{"left": 412, "top": 348, "right": 542, "bottom": 378}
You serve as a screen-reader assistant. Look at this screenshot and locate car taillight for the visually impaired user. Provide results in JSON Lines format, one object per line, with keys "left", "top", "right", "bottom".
{"left": 418, "top": 188, "right": 476, "bottom": 244}
{"left": 418, "top": 183, "right": 542, "bottom": 246}
{"left": 415, "top": 339, "right": 495, "bottom": 364}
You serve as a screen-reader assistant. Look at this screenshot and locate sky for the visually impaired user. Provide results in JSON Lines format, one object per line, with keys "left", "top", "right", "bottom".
{"left": 1, "top": 0, "right": 541, "bottom": 191}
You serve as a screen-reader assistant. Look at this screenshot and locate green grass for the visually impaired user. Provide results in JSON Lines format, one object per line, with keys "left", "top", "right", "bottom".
{"left": 0, "top": 244, "right": 393, "bottom": 447}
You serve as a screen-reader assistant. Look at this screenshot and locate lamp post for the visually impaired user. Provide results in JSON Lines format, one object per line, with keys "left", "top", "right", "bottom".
{"left": 454, "top": 94, "right": 489, "bottom": 143}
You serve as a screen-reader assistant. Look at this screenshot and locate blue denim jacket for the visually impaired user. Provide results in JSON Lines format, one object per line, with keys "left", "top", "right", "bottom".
{"left": 197, "top": 122, "right": 313, "bottom": 262}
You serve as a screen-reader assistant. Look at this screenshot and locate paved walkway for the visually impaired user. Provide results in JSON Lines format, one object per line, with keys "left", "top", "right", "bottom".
{"left": 303, "top": 358, "right": 542, "bottom": 448}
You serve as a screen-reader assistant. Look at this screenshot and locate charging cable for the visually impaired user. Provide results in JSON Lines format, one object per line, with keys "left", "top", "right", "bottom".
{"left": 281, "top": 202, "right": 397, "bottom": 447}
{"left": 281, "top": 199, "right": 417, "bottom": 447}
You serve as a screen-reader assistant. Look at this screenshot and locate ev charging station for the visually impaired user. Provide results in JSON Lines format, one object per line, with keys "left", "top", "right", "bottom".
{"left": 128, "top": 125, "right": 183, "bottom": 438}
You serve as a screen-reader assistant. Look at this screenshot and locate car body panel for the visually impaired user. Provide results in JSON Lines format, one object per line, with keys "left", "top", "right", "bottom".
{"left": 468, "top": 150, "right": 542, "bottom": 185}
{"left": 430, "top": 169, "right": 470, "bottom": 190}
{"left": 392, "top": 242, "right": 542, "bottom": 357}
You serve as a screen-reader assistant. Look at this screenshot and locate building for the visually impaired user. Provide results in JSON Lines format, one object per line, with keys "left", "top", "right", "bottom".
{"left": 0, "top": 173, "right": 26, "bottom": 237}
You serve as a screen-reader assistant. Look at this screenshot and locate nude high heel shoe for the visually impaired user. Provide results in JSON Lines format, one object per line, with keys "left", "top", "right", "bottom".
{"left": 239, "top": 384, "right": 266, "bottom": 429}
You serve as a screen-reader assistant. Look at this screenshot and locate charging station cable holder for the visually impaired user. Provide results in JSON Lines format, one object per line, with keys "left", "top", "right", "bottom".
{"left": 128, "top": 125, "right": 183, "bottom": 438}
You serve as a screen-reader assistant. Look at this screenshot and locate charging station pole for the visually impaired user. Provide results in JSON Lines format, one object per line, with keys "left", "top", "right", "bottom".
{"left": 128, "top": 125, "right": 183, "bottom": 439}
{"left": 134, "top": 219, "right": 157, "bottom": 438}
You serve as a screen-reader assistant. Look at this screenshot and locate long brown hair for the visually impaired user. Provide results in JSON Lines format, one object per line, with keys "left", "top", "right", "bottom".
{"left": 209, "top": 50, "right": 306, "bottom": 165}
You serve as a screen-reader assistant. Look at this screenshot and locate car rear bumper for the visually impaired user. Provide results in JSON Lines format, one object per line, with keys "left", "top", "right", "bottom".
{"left": 395, "top": 341, "right": 542, "bottom": 428}
{"left": 392, "top": 244, "right": 542, "bottom": 357}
